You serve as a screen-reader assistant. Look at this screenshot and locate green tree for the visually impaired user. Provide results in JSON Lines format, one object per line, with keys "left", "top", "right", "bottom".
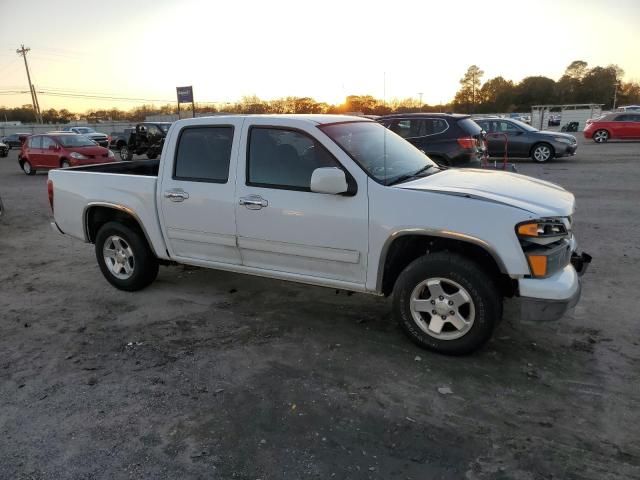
{"left": 478, "top": 76, "right": 515, "bottom": 112}
{"left": 454, "top": 65, "right": 484, "bottom": 113}
{"left": 513, "top": 76, "right": 556, "bottom": 110}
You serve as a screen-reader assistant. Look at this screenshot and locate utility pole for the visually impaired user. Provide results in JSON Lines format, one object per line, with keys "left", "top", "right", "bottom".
{"left": 613, "top": 81, "right": 619, "bottom": 110}
{"left": 16, "top": 45, "right": 42, "bottom": 123}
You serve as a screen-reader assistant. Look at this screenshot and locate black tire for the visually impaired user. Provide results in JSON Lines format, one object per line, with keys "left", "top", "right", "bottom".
{"left": 530, "top": 143, "right": 554, "bottom": 163}
{"left": 593, "top": 129, "right": 609, "bottom": 143}
{"left": 95, "top": 221, "right": 158, "bottom": 291}
{"left": 0, "top": 150, "right": 7, "bottom": 158}
{"left": 393, "top": 252, "right": 502, "bottom": 355}
{"left": 61, "top": 159, "right": 70, "bottom": 168}
{"left": 120, "top": 145, "right": 133, "bottom": 161}
{"left": 22, "top": 159, "right": 36, "bottom": 175}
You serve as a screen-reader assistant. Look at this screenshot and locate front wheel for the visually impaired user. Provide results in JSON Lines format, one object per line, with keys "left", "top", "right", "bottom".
{"left": 531, "top": 143, "right": 554, "bottom": 163}
{"left": 120, "top": 145, "right": 133, "bottom": 161}
{"left": 95, "top": 221, "right": 159, "bottom": 291}
{"left": 593, "top": 129, "right": 609, "bottom": 143}
{"left": 393, "top": 252, "right": 502, "bottom": 355}
{"left": 61, "top": 160, "right": 70, "bottom": 168}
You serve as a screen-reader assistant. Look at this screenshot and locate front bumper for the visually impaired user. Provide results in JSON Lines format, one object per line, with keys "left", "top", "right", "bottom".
{"left": 517, "top": 252, "right": 591, "bottom": 322}
{"left": 556, "top": 143, "right": 578, "bottom": 157}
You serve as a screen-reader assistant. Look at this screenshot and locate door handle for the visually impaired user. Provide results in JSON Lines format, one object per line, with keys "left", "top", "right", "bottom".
{"left": 239, "top": 195, "right": 268, "bottom": 210}
{"left": 164, "top": 189, "right": 190, "bottom": 202}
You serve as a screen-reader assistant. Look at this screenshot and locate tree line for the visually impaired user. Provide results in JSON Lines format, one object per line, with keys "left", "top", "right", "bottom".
{"left": 454, "top": 60, "right": 640, "bottom": 113}
{"left": 1, "top": 59, "right": 638, "bottom": 124}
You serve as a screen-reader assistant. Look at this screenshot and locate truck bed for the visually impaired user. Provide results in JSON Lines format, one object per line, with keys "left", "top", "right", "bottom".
{"left": 71, "top": 159, "right": 159, "bottom": 176}
{"left": 49, "top": 160, "right": 167, "bottom": 257}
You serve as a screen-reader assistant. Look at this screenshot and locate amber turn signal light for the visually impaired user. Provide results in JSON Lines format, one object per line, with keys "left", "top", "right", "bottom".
{"left": 527, "top": 254, "right": 548, "bottom": 277}
{"left": 517, "top": 223, "right": 539, "bottom": 237}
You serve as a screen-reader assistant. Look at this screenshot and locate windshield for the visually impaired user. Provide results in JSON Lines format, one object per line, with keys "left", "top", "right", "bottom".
{"left": 75, "top": 127, "right": 95, "bottom": 134}
{"left": 320, "top": 121, "right": 437, "bottom": 185}
{"left": 55, "top": 135, "right": 98, "bottom": 147}
{"left": 159, "top": 124, "right": 171, "bottom": 133}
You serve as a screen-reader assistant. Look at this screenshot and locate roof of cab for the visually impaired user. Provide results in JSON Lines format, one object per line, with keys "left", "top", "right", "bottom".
{"left": 174, "top": 114, "right": 371, "bottom": 126}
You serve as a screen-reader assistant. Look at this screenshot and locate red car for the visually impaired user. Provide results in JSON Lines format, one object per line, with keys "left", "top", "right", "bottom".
{"left": 19, "top": 132, "right": 116, "bottom": 175}
{"left": 584, "top": 112, "right": 640, "bottom": 143}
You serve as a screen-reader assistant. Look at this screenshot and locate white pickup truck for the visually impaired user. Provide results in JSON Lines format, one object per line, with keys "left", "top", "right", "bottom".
{"left": 48, "top": 115, "right": 590, "bottom": 354}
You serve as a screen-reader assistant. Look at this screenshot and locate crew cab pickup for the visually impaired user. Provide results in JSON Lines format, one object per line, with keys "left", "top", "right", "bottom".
{"left": 48, "top": 115, "right": 590, "bottom": 355}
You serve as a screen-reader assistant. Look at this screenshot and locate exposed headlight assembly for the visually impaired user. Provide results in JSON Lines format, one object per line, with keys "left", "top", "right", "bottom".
{"left": 70, "top": 152, "right": 87, "bottom": 160}
{"left": 516, "top": 218, "right": 572, "bottom": 277}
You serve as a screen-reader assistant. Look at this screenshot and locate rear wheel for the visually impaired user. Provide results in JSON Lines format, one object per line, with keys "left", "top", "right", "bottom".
{"left": 393, "top": 252, "right": 502, "bottom": 355}
{"left": 61, "top": 159, "right": 70, "bottom": 168}
{"left": 22, "top": 160, "right": 36, "bottom": 175}
{"left": 593, "top": 129, "right": 609, "bottom": 143}
{"left": 95, "top": 221, "right": 158, "bottom": 291}
{"left": 120, "top": 146, "right": 133, "bottom": 161}
{"left": 531, "top": 143, "right": 554, "bottom": 162}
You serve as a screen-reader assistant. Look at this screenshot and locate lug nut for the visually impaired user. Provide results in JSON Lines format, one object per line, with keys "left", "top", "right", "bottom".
{"left": 430, "top": 300, "right": 435, "bottom": 305}
{"left": 441, "top": 315, "right": 447, "bottom": 320}
{"left": 432, "top": 310, "right": 437, "bottom": 314}
{"left": 439, "top": 296, "right": 444, "bottom": 300}
{"left": 449, "top": 310, "right": 455, "bottom": 315}
{"left": 448, "top": 300, "right": 453, "bottom": 306}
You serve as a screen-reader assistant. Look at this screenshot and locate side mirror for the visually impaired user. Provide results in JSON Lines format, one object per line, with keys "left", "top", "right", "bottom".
{"left": 310, "top": 167, "right": 348, "bottom": 195}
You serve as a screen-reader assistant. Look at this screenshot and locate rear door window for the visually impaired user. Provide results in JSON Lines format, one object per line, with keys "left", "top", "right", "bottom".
{"left": 173, "top": 126, "right": 234, "bottom": 183}
{"left": 28, "top": 136, "right": 42, "bottom": 149}
{"left": 41, "top": 137, "right": 56, "bottom": 149}
{"left": 422, "top": 119, "right": 448, "bottom": 136}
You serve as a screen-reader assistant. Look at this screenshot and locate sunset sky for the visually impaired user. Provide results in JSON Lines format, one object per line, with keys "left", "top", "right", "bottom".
{"left": 0, "top": 0, "right": 639, "bottom": 112}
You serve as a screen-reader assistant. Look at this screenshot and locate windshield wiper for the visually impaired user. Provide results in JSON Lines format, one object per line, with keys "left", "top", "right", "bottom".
{"left": 387, "top": 165, "right": 440, "bottom": 186}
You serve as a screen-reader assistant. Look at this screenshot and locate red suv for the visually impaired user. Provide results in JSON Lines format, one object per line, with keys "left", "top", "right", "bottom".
{"left": 584, "top": 113, "right": 640, "bottom": 143}
{"left": 19, "top": 133, "right": 116, "bottom": 175}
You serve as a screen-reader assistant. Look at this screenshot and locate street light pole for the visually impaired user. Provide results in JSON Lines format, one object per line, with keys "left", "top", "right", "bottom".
{"left": 613, "top": 81, "right": 619, "bottom": 110}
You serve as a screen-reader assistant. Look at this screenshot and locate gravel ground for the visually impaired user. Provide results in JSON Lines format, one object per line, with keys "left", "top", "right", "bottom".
{"left": 0, "top": 137, "right": 639, "bottom": 479}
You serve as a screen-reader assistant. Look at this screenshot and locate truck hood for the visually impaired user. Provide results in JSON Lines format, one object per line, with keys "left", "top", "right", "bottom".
{"left": 397, "top": 168, "right": 575, "bottom": 217}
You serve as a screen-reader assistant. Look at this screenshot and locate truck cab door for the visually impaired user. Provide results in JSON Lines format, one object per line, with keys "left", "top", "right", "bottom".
{"left": 158, "top": 119, "right": 243, "bottom": 264}
{"left": 234, "top": 118, "right": 369, "bottom": 287}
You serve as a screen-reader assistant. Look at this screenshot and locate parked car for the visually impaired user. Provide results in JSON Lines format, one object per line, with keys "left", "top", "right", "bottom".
{"left": 48, "top": 115, "right": 590, "bottom": 355}
{"left": 377, "top": 113, "right": 485, "bottom": 167}
{"left": 1, "top": 133, "right": 31, "bottom": 149}
{"left": 62, "top": 126, "right": 110, "bottom": 147}
{"left": 583, "top": 112, "right": 640, "bottom": 143}
{"left": 120, "top": 122, "right": 171, "bottom": 161}
{"left": 109, "top": 128, "right": 134, "bottom": 150}
{"left": 19, "top": 133, "right": 116, "bottom": 175}
{"left": 548, "top": 114, "right": 561, "bottom": 126}
{"left": 0, "top": 191, "right": 4, "bottom": 217}
{"left": 0, "top": 141, "right": 8, "bottom": 158}
{"left": 474, "top": 118, "right": 578, "bottom": 162}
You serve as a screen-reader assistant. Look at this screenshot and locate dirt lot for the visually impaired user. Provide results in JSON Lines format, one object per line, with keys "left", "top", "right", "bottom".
{"left": 1, "top": 137, "right": 639, "bottom": 480}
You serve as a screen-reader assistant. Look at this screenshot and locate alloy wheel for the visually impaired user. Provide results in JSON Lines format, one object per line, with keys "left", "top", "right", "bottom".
{"left": 409, "top": 277, "right": 475, "bottom": 340}
{"left": 103, "top": 235, "right": 135, "bottom": 280}
{"left": 533, "top": 145, "right": 551, "bottom": 162}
